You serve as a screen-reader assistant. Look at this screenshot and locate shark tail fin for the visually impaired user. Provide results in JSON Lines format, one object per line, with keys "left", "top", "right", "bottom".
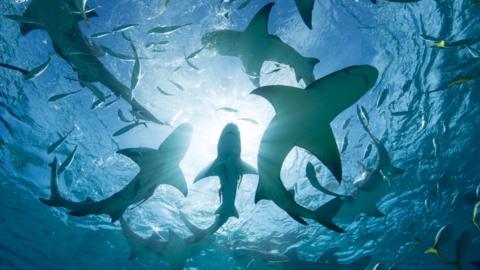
{"left": 350, "top": 255, "right": 372, "bottom": 270}
{"left": 424, "top": 247, "right": 441, "bottom": 258}
{"left": 294, "top": 0, "right": 315, "bottom": 29}
{"left": 314, "top": 197, "right": 345, "bottom": 233}
{"left": 180, "top": 212, "right": 208, "bottom": 241}
{"left": 39, "top": 158, "right": 66, "bottom": 207}
{"left": 295, "top": 56, "right": 319, "bottom": 85}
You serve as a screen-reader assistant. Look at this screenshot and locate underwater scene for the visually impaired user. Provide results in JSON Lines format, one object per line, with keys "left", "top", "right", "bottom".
{"left": 0, "top": 0, "right": 479, "bottom": 269}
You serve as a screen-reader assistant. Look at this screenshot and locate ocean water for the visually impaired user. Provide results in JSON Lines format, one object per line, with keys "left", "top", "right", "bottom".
{"left": 0, "top": 0, "right": 479, "bottom": 269}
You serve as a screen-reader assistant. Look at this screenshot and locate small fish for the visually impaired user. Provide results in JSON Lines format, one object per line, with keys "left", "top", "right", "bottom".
{"left": 0, "top": 56, "right": 52, "bottom": 80}
{"left": 73, "top": 0, "right": 89, "bottom": 23}
{"left": 121, "top": 32, "right": 133, "bottom": 42}
{"left": 130, "top": 42, "right": 141, "bottom": 90}
{"left": 112, "top": 24, "right": 139, "bottom": 33}
{"left": 429, "top": 77, "right": 475, "bottom": 93}
{"left": 58, "top": 145, "right": 78, "bottom": 174}
{"left": 238, "top": 117, "right": 258, "bottom": 125}
{"left": 263, "top": 68, "right": 281, "bottom": 75}
{"left": 391, "top": 110, "right": 416, "bottom": 116}
{"left": 476, "top": 183, "right": 480, "bottom": 199}
{"left": 342, "top": 118, "right": 351, "bottom": 130}
{"left": 372, "top": 263, "right": 384, "bottom": 270}
{"left": 113, "top": 122, "right": 147, "bottom": 137}
{"left": 23, "top": 55, "right": 52, "bottom": 80}
{"left": 185, "top": 57, "right": 199, "bottom": 70}
{"left": 168, "top": 79, "right": 184, "bottom": 91}
{"left": 145, "top": 41, "right": 169, "bottom": 49}
{"left": 363, "top": 144, "right": 372, "bottom": 159}
{"left": 341, "top": 134, "right": 348, "bottom": 153}
{"left": 466, "top": 46, "right": 480, "bottom": 58}
{"left": 118, "top": 109, "right": 134, "bottom": 123}
{"left": 102, "top": 97, "right": 119, "bottom": 108}
{"left": 153, "top": 48, "right": 167, "bottom": 53}
{"left": 48, "top": 90, "right": 81, "bottom": 102}
{"left": 100, "top": 45, "right": 143, "bottom": 61}
{"left": 186, "top": 47, "right": 203, "bottom": 60}
{"left": 84, "top": 82, "right": 106, "bottom": 101}
{"left": 425, "top": 224, "right": 451, "bottom": 259}
{"left": 216, "top": 107, "right": 238, "bottom": 113}
{"left": 91, "top": 98, "right": 105, "bottom": 110}
{"left": 3, "top": 14, "right": 44, "bottom": 26}
{"left": 48, "top": 129, "right": 74, "bottom": 154}
{"left": 156, "top": 86, "right": 175, "bottom": 96}
{"left": 432, "top": 40, "right": 446, "bottom": 48}
{"left": 147, "top": 23, "right": 192, "bottom": 34}
{"left": 91, "top": 31, "right": 112, "bottom": 38}
{"left": 237, "top": 0, "right": 252, "bottom": 10}
{"left": 357, "top": 105, "right": 369, "bottom": 123}
{"left": 376, "top": 89, "right": 388, "bottom": 108}
{"left": 473, "top": 201, "right": 480, "bottom": 230}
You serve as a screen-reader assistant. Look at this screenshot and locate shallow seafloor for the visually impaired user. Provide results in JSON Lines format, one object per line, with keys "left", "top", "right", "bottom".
{"left": 0, "top": 0, "right": 479, "bottom": 269}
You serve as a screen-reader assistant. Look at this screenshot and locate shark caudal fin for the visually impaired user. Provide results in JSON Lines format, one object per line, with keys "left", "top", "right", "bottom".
{"left": 314, "top": 201, "right": 345, "bottom": 233}
{"left": 294, "top": 0, "right": 315, "bottom": 29}
{"left": 350, "top": 255, "right": 372, "bottom": 270}
{"left": 119, "top": 217, "right": 143, "bottom": 261}
{"left": 180, "top": 212, "right": 208, "bottom": 240}
{"left": 39, "top": 158, "right": 67, "bottom": 207}
{"left": 314, "top": 197, "right": 345, "bottom": 233}
{"left": 295, "top": 57, "right": 319, "bottom": 85}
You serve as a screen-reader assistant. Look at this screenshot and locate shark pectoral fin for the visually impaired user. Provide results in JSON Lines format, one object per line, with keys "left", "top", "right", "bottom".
{"left": 194, "top": 161, "right": 219, "bottom": 183}
{"left": 314, "top": 197, "right": 345, "bottom": 233}
{"left": 238, "top": 160, "right": 258, "bottom": 175}
{"left": 245, "top": 3, "right": 274, "bottom": 36}
{"left": 251, "top": 85, "right": 304, "bottom": 114}
{"left": 364, "top": 205, "right": 385, "bottom": 217}
{"left": 294, "top": 0, "right": 315, "bottom": 29}
{"left": 117, "top": 148, "right": 154, "bottom": 166}
{"left": 297, "top": 126, "right": 342, "bottom": 183}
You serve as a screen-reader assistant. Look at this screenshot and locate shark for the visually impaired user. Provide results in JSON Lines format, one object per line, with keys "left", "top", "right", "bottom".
{"left": 40, "top": 123, "right": 193, "bottom": 222}
{"left": 120, "top": 217, "right": 212, "bottom": 270}
{"left": 201, "top": 3, "right": 319, "bottom": 86}
{"left": 251, "top": 65, "right": 378, "bottom": 231}
{"left": 330, "top": 106, "right": 404, "bottom": 223}
{"left": 232, "top": 247, "right": 372, "bottom": 270}
{"left": 180, "top": 123, "right": 257, "bottom": 240}
{"left": 8, "top": 0, "right": 162, "bottom": 124}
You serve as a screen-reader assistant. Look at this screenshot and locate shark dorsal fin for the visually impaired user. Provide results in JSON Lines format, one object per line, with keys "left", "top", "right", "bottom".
{"left": 245, "top": 3, "right": 274, "bottom": 36}
{"left": 251, "top": 85, "right": 304, "bottom": 115}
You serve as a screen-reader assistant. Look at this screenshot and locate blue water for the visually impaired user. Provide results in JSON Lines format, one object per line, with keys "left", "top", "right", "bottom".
{"left": 0, "top": 0, "right": 479, "bottom": 269}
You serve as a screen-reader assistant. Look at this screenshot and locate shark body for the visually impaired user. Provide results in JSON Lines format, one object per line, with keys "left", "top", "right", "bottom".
{"left": 11, "top": 0, "right": 161, "bottom": 123}
{"left": 120, "top": 218, "right": 212, "bottom": 270}
{"left": 40, "top": 124, "right": 193, "bottom": 222}
{"left": 202, "top": 3, "right": 319, "bottom": 86}
{"left": 252, "top": 65, "right": 378, "bottom": 231}
{"left": 182, "top": 123, "right": 257, "bottom": 240}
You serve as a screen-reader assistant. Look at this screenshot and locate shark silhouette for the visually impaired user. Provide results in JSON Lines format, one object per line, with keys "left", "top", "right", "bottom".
{"left": 252, "top": 65, "right": 378, "bottom": 231}
{"left": 181, "top": 123, "right": 257, "bottom": 241}
{"left": 120, "top": 217, "right": 212, "bottom": 270}
{"left": 40, "top": 123, "right": 192, "bottom": 222}
{"left": 9, "top": 0, "right": 162, "bottom": 124}
{"left": 232, "top": 247, "right": 372, "bottom": 270}
{"left": 332, "top": 107, "right": 404, "bottom": 223}
{"left": 202, "top": 3, "right": 319, "bottom": 86}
